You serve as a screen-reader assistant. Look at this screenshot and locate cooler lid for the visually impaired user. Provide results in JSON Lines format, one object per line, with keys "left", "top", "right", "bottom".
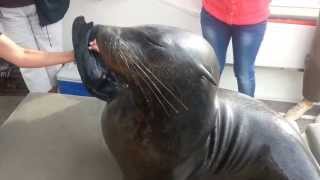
{"left": 57, "top": 62, "right": 82, "bottom": 83}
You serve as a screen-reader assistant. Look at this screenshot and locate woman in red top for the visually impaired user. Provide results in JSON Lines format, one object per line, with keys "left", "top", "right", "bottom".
{"left": 201, "top": 0, "right": 270, "bottom": 97}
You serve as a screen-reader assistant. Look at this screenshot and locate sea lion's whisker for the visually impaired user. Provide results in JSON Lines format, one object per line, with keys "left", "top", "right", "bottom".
{"left": 121, "top": 53, "right": 130, "bottom": 70}
{"left": 131, "top": 71, "right": 153, "bottom": 107}
{"left": 118, "top": 51, "right": 154, "bottom": 106}
{"left": 117, "top": 40, "right": 179, "bottom": 114}
{"left": 113, "top": 40, "right": 127, "bottom": 74}
{"left": 135, "top": 59, "right": 188, "bottom": 111}
{"left": 131, "top": 61, "right": 173, "bottom": 115}
{"left": 130, "top": 62, "right": 171, "bottom": 116}
{"left": 131, "top": 59, "right": 180, "bottom": 114}
{"left": 114, "top": 52, "right": 153, "bottom": 109}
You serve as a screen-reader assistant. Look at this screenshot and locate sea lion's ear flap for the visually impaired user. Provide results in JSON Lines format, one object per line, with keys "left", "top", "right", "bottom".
{"left": 198, "top": 64, "right": 218, "bottom": 86}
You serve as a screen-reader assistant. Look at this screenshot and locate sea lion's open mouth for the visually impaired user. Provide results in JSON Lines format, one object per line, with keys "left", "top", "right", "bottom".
{"left": 72, "top": 16, "right": 120, "bottom": 102}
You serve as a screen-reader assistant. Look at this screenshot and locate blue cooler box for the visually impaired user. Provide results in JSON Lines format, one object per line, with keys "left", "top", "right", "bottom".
{"left": 57, "top": 63, "right": 91, "bottom": 97}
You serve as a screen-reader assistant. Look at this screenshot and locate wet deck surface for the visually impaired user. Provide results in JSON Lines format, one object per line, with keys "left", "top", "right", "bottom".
{"left": 1, "top": 95, "right": 319, "bottom": 132}
{"left": 0, "top": 93, "right": 318, "bottom": 179}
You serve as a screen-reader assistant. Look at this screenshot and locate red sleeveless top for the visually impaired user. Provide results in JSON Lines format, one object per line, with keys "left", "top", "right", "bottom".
{"left": 203, "top": 0, "right": 270, "bottom": 25}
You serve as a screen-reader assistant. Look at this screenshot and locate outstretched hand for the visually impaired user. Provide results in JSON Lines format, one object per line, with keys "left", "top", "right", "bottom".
{"left": 88, "top": 39, "right": 100, "bottom": 52}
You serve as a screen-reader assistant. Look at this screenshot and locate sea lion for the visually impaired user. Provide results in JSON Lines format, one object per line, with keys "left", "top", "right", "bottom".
{"left": 72, "top": 16, "right": 320, "bottom": 180}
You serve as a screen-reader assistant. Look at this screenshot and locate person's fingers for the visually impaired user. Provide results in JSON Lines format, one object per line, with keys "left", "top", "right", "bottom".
{"left": 88, "top": 39, "right": 100, "bottom": 52}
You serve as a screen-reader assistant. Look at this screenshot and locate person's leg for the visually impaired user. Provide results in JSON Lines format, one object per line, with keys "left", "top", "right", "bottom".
{"left": 232, "top": 21, "right": 266, "bottom": 97}
{"left": 285, "top": 54, "right": 316, "bottom": 121}
{"left": 303, "top": 14, "right": 320, "bottom": 103}
{"left": 285, "top": 14, "right": 320, "bottom": 121}
{"left": 26, "top": 5, "right": 62, "bottom": 89}
{"left": 0, "top": 5, "right": 52, "bottom": 92}
{"left": 200, "top": 9, "right": 231, "bottom": 73}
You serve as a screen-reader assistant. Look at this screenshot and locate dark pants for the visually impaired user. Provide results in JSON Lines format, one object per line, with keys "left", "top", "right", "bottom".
{"left": 200, "top": 9, "right": 266, "bottom": 97}
{"left": 303, "top": 14, "right": 320, "bottom": 102}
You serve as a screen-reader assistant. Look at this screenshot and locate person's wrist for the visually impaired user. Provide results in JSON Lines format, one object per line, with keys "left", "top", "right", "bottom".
{"left": 68, "top": 51, "right": 75, "bottom": 60}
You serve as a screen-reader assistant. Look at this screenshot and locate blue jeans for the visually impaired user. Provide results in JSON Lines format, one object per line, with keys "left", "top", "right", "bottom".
{"left": 200, "top": 9, "right": 266, "bottom": 97}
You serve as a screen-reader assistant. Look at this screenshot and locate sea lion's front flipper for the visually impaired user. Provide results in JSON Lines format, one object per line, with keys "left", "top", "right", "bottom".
{"left": 72, "top": 16, "right": 119, "bottom": 102}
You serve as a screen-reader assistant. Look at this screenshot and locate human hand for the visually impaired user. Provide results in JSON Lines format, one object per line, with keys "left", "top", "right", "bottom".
{"left": 88, "top": 39, "right": 100, "bottom": 52}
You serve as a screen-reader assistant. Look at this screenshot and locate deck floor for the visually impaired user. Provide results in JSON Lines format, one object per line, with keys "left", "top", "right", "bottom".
{"left": 0, "top": 95, "right": 319, "bottom": 132}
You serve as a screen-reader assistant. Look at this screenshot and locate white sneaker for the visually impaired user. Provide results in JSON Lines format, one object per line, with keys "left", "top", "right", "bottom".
{"left": 285, "top": 100, "right": 314, "bottom": 121}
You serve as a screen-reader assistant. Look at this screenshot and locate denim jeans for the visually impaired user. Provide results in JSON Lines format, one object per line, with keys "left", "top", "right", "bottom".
{"left": 200, "top": 9, "right": 266, "bottom": 97}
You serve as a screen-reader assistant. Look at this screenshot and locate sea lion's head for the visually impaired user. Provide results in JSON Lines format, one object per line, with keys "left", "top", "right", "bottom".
{"left": 72, "top": 16, "right": 220, "bottom": 115}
